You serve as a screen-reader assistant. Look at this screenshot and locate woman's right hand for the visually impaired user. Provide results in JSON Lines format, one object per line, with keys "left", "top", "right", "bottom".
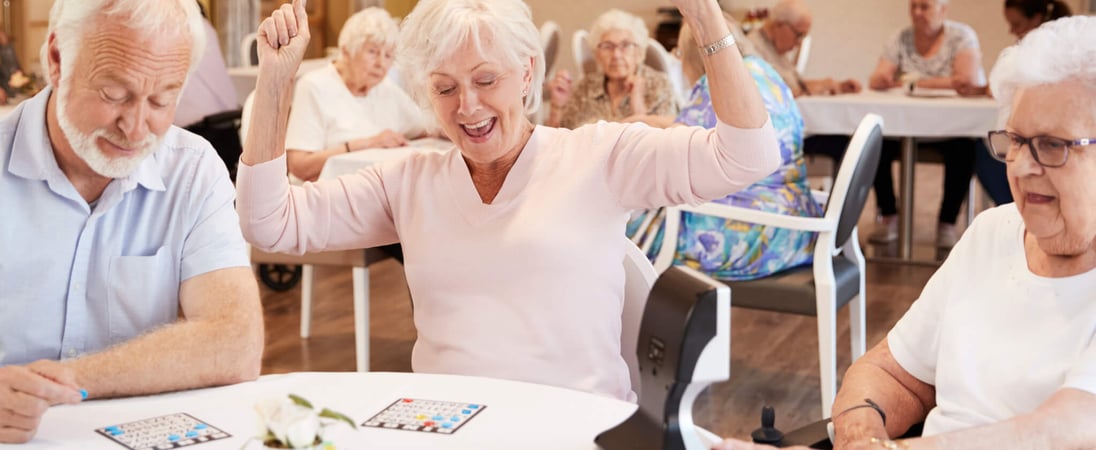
{"left": 256, "top": 0, "right": 311, "bottom": 87}
{"left": 547, "top": 69, "right": 573, "bottom": 109}
{"left": 359, "top": 130, "right": 410, "bottom": 150}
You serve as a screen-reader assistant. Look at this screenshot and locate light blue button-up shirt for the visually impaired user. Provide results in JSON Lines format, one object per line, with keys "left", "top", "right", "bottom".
{"left": 0, "top": 88, "right": 250, "bottom": 366}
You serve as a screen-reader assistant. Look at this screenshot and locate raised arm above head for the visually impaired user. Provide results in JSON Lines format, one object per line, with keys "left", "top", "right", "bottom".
{"left": 672, "top": 0, "right": 769, "bottom": 129}
{"left": 241, "top": 0, "right": 311, "bottom": 167}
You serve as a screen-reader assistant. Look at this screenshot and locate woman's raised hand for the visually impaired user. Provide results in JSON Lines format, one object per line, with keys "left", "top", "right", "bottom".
{"left": 669, "top": 0, "right": 721, "bottom": 21}
{"left": 257, "top": 0, "right": 311, "bottom": 86}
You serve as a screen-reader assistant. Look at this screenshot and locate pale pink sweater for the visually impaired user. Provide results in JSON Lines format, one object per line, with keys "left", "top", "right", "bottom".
{"left": 237, "top": 120, "right": 778, "bottom": 401}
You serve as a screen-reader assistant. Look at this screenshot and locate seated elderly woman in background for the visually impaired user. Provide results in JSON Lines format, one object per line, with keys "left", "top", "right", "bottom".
{"left": 241, "top": 0, "right": 779, "bottom": 402}
{"left": 544, "top": 9, "right": 678, "bottom": 129}
{"left": 716, "top": 16, "right": 1096, "bottom": 450}
{"left": 284, "top": 7, "right": 433, "bottom": 182}
{"left": 627, "top": 15, "right": 822, "bottom": 281}
{"left": 865, "top": 0, "right": 987, "bottom": 249}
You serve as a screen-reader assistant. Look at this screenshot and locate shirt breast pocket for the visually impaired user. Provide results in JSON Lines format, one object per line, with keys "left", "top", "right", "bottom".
{"left": 107, "top": 246, "right": 179, "bottom": 344}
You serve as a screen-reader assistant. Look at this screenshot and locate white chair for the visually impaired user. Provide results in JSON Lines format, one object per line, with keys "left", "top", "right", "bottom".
{"left": 643, "top": 37, "right": 687, "bottom": 109}
{"left": 620, "top": 237, "right": 658, "bottom": 397}
{"left": 240, "top": 32, "right": 259, "bottom": 67}
{"left": 540, "top": 21, "right": 561, "bottom": 79}
{"left": 795, "top": 35, "right": 812, "bottom": 76}
{"left": 646, "top": 114, "right": 885, "bottom": 417}
{"left": 572, "top": 29, "right": 597, "bottom": 74}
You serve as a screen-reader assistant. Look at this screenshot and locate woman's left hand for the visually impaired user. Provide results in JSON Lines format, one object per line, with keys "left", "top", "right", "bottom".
{"left": 668, "top": 0, "right": 721, "bottom": 21}
{"left": 625, "top": 73, "right": 648, "bottom": 112}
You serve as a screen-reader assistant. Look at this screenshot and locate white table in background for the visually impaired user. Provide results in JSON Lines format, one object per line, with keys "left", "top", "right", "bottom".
{"left": 31, "top": 371, "right": 638, "bottom": 449}
{"left": 796, "top": 89, "right": 998, "bottom": 261}
{"left": 319, "top": 137, "right": 454, "bottom": 180}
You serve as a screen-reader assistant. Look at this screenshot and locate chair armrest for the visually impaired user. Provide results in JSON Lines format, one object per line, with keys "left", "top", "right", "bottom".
{"left": 678, "top": 203, "right": 835, "bottom": 233}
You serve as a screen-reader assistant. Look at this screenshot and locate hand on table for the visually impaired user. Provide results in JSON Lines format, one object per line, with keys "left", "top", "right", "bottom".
{"left": 952, "top": 78, "right": 989, "bottom": 97}
{"left": 0, "top": 361, "right": 83, "bottom": 443}
{"left": 839, "top": 78, "right": 862, "bottom": 94}
{"left": 710, "top": 437, "right": 812, "bottom": 450}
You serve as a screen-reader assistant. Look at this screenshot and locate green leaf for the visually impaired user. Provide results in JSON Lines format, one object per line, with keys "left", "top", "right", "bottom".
{"left": 288, "top": 393, "right": 314, "bottom": 409}
{"left": 319, "top": 408, "right": 358, "bottom": 430}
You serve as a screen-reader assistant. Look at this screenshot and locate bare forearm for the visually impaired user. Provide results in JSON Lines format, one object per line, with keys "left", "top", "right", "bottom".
{"left": 833, "top": 341, "right": 935, "bottom": 447}
{"left": 65, "top": 270, "right": 264, "bottom": 399}
{"left": 683, "top": 4, "right": 766, "bottom": 128}
{"left": 242, "top": 72, "right": 295, "bottom": 166}
{"left": 916, "top": 76, "right": 956, "bottom": 90}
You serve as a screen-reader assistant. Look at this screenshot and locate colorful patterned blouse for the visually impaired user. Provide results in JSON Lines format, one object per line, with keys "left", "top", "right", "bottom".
{"left": 558, "top": 65, "right": 678, "bottom": 129}
{"left": 627, "top": 56, "right": 823, "bottom": 280}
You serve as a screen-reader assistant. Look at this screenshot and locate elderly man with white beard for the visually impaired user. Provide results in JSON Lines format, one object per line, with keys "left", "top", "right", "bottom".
{"left": 0, "top": 0, "right": 263, "bottom": 443}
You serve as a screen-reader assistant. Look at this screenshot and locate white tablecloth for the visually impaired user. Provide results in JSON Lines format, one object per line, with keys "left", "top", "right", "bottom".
{"left": 796, "top": 89, "right": 999, "bottom": 138}
{"left": 319, "top": 138, "right": 454, "bottom": 180}
{"left": 29, "top": 372, "right": 638, "bottom": 449}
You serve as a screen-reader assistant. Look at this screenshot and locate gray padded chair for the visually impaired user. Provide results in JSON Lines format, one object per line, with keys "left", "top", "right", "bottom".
{"left": 648, "top": 114, "right": 885, "bottom": 417}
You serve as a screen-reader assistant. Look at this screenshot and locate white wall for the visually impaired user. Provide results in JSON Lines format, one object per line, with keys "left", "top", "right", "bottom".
{"left": 528, "top": 0, "right": 1085, "bottom": 83}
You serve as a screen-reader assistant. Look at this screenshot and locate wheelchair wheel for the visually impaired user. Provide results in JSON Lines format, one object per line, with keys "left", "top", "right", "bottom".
{"left": 258, "top": 264, "right": 302, "bottom": 292}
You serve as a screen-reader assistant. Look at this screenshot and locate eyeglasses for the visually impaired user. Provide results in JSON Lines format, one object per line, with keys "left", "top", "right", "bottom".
{"left": 987, "top": 130, "right": 1096, "bottom": 168}
{"left": 782, "top": 22, "right": 808, "bottom": 41}
{"left": 596, "top": 40, "right": 638, "bottom": 54}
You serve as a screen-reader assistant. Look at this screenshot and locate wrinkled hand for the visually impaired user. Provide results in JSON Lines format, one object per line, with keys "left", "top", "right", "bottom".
{"left": 625, "top": 73, "right": 647, "bottom": 98}
{"left": 257, "top": 0, "right": 311, "bottom": 87}
{"left": 362, "top": 129, "right": 409, "bottom": 150}
{"left": 0, "top": 361, "right": 83, "bottom": 443}
{"left": 711, "top": 438, "right": 812, "bottom": 450}
{"left": 839, "top": 78, "right": 862, "bottom": 94}
{"left": 547, "top": 70, "right": 573, "bottom": 109}
{"left": 952, "top": 78, "right": 988, "bottom": 97}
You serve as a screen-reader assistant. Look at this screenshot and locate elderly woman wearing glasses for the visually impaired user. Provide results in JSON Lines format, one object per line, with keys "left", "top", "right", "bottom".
{"left": 715, "top": 16, "right": 1096, "bottom": 450}
{"left": 544, "top": 9, "right": 678, "bottom": 129}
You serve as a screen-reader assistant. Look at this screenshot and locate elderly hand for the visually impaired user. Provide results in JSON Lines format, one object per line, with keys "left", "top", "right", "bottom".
{"left": 547, "top": 70, "right": 573, "bottom": 109}
{"left": 625, "top": 73, "right": 648, "bottom": 112}
{"left": 839, "top": 78, "right": 862, "bottom": 94}
{"left": 257, "top": 0, "right": 311, "bottom": 86}
{"left": 952, "top": 78, "right": 989, "bottom": 97}
{"left": 669, "top": 0, "right": 722, "bottom": 21}
{"left": 360, "top": 129, "right": 410, "bottom": 150}
{"left": 710, "top": 437, "right": 812, "bottom": 450}
{"left": 0, "top": 361, "right": 83, "bottom": 443}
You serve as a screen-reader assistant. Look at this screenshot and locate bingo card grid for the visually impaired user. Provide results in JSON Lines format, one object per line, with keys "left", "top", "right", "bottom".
{"left": 361, "top": 398, "right": 486, "bottom": 434}
{"left": 94, "top": 412, "right": 231, "bottom": 450}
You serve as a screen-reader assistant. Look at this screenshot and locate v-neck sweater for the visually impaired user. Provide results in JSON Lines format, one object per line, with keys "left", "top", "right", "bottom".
{"left": 237, "top": 119, "right": 778, "bottom": 400}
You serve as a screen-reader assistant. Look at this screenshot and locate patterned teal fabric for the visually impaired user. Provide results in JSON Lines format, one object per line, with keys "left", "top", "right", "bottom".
{"left": 627, "top": 56, "right": 823, "bottom": 281}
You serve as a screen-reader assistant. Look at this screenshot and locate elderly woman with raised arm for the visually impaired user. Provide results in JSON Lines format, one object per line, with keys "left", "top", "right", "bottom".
{"left": 284, "top": 7, "right": 433, "bottom": 182}
{"left": 544, "top": 9, "right": 678, "bottom": 129}
{"left": 238, "top": 0, "right": 777, "bottom": 401}
{"left": 715, "top": 16, "right": 1096, "bottom": 450}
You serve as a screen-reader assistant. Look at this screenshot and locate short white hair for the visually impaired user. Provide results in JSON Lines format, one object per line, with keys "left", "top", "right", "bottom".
{"left": 588, "top": 9, "right": 650, "bottom": 56}
{"left": 398, "top": 0, "right": 545, "bottom": 116}
{"left": 40, "top": 0, "right": 205, "bottom": 87}
{"left": 770, "top": 0, "right": 811, "bottom": 25}
{"left": 338, "top": 7, "right": 399, "bottom": 57}
{"left": 990, "top": 15, "right": 1096, "bottom": 124}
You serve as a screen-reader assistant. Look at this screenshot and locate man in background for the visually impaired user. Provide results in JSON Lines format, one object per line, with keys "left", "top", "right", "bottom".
{"left": 747, "top": 0, "right": 861, "bottom": 96}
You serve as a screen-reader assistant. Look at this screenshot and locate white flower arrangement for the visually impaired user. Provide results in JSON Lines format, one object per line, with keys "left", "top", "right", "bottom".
{"left": 252, "top": 394, "right": 356, "bottom": 449}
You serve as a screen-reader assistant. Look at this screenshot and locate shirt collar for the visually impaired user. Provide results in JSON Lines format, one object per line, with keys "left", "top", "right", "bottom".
{"left": 8, "top": 86, "right": 166, "bottom": 193}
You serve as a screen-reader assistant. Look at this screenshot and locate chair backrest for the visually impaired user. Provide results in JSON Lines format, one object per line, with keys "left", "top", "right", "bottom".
{"left": 823, "top": 114, "right": 884, "bottom": 248}
{"left": 540, "top": 21, "right": 561, "bottom": 78}
{"left": 795, "top": 35, "right": 812, "bottom": 75}
{"left": 643, "top": 38, "right": 687, "bottom": 108}
{"left": 572, "top": 29, "right": 597, "bottom": 74}
{"left": 621, "top": 237, "right": 658, "bottom": 398}
{"left": 241, "top": 32, "right": 259, "bottom": 67}
{"left": 185, "top": 109, "right": 243, "bottom": 181}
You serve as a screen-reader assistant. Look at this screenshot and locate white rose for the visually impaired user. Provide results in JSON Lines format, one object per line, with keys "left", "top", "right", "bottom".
{"left": 256, "top": 398, "right": 320, "bottom": 448}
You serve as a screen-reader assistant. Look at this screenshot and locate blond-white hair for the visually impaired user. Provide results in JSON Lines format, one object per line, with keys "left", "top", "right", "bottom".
{"left": 338, "top": 7, "right": 399, "bottom": 57}
{"left": 588, "top": 9, "right": 650, "bottom": 57}
{"left": 990, "top": 15, "right": 1096, "bottom": 125}
{"left": 397, "top": 0, "right": 545, "bottom": 115}
{"left": 40, "top": 0, "right": 205, "bottom": 87}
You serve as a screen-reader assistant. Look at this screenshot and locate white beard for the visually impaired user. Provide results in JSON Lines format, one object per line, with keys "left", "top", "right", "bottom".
{"left": 56, "top": 84, "right": 161, "bottom": 179}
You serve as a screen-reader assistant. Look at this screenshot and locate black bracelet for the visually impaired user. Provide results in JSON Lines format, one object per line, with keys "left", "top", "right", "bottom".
{"left": 834, "top": 398, "right": 886, "bottom": 426}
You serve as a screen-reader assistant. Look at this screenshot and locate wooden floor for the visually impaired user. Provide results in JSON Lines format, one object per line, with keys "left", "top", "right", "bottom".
{"left": 256, "top": 162, "right": 974, "bottom": 441}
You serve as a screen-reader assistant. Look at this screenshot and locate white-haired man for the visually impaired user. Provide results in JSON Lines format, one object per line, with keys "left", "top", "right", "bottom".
{"left": 0, "top": 0, "right": 263, "bottom": 443}
{"left": 747, "top": 0, "right": 860, "bottom": 96}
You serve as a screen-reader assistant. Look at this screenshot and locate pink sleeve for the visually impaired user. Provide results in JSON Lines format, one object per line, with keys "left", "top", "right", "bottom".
{"left": 605, "top": 118, "right": 780, "bottom": 210}
{"left": 235, "top": 154, "right": 399, "bottom": 254}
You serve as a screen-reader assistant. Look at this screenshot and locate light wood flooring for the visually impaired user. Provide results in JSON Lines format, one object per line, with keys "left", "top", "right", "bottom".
{"left": 256, "top": 162, "right": 978, "bottom": 441}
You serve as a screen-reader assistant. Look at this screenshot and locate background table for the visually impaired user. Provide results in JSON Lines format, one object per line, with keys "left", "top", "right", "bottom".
{"left": 796, "top": 90, "right": 998, "bottom": 261}
{"left": 319, "top": 138, "right": 453, "bottom": 180}
{"left": 30, "top": 372, "right": 641, "bottom": 449}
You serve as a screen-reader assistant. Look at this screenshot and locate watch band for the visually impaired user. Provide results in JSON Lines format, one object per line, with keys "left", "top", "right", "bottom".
{"left": 699, "top": 33, "right": 736, "bottom": 56}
